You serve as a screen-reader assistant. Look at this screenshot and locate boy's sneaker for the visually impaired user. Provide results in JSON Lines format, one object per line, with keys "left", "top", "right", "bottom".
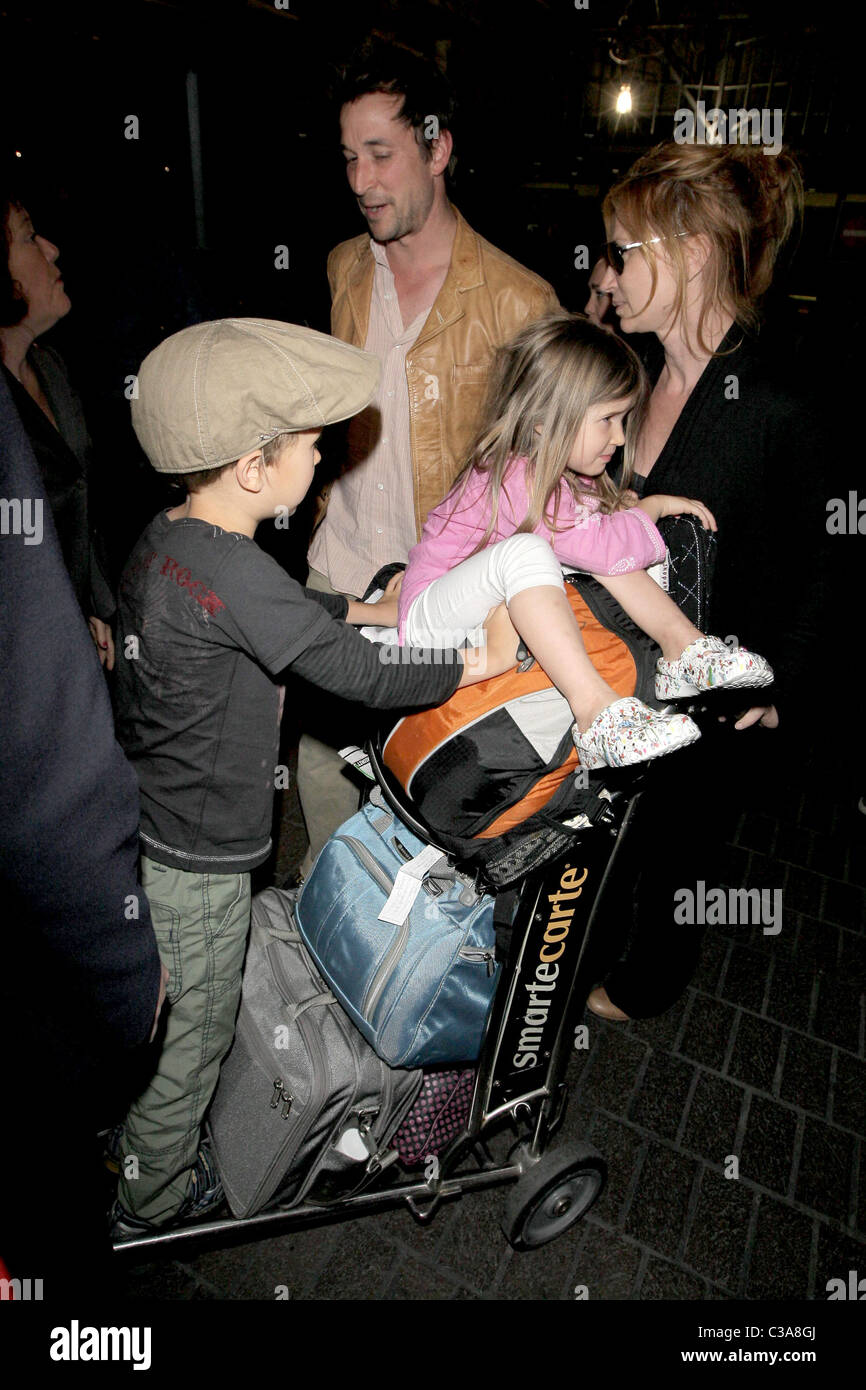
{"left": 175, "top": 1142, "right": 224, "bottom": 1222}
{"left": 109, "top": 1201, "right": 156, "bottom": 1241}
{"left": 109, "top": 1144, "right": 224, "bottom": 1241}
{"left": 656, "top": 636, "right": 774, "bottom": 700}
{"left": 573, "top": 696, "right": 700, "bottom": 769}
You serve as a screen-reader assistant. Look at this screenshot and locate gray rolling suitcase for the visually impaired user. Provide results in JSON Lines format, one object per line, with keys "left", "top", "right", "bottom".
{"left": 208, "top": 888, "right": 423, "bottom": 1219}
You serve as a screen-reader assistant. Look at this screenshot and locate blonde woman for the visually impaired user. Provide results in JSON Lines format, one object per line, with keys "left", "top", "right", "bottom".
{"left": 588, "top": 140, "right": 824, "bottom": 1019}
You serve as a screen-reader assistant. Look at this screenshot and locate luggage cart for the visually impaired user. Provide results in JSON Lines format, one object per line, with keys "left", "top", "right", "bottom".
{"left": 112, "top": 752, "right": 646, "bottom": 1260}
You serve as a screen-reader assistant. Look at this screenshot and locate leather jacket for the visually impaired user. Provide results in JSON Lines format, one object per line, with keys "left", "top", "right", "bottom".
{"left": 326, "top": 206, "right": 558, "bottom": 536}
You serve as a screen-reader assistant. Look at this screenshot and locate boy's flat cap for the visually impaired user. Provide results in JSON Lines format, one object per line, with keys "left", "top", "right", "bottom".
{"left": 132, "top": 318, "right": 380, "bottom": 473}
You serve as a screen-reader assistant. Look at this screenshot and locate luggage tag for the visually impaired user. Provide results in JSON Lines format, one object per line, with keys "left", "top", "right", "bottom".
{"left": 339, "top": 745, "right": 375, "bottom": 781}
{"left": 378, "top": 843, "right": 448, "bottom": 925}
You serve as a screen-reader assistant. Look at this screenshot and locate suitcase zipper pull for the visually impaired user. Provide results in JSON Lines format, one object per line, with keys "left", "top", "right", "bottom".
{"left": 271, "top": 1078, "right": 293, "bottom": 1118}
{"left": 333, "top": 1109, "right": 395, "bottom": 1177}
{"left": 356, "top": 1113, "right": 400, "bottom": 1178}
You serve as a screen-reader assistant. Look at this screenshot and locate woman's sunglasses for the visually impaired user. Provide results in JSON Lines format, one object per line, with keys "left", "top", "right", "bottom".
{"left": 603, "top": 232, "right": 688, "bottom": 276}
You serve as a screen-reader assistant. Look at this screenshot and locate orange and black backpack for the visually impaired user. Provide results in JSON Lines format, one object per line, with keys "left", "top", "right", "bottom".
{"left": 376, "top": 518, "right": 716, "bottom": 887}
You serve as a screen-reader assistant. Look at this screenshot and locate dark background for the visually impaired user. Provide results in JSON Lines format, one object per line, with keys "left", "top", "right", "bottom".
{"left": 1, "top": 0, "right": 861, "bottom": 578}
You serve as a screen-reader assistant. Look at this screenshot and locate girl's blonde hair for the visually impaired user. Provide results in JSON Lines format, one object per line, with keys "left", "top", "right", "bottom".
{"left": 451, "top": 310, "right": 647, "bottom": 550}
{"left": 603, "top": 142, "right": 804, "bottom": 355}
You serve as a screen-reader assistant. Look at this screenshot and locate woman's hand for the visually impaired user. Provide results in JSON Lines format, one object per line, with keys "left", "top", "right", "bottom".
{"left": 346, "top": 571, "right": 403, "bottom": 628}
{"left": 718, "top": 704, "right": 780, "bottom": 730}
{"left": 88, "top": 616, "right": 115, "bottom": 670}
{"left": 636, "top": 494, "right": 717, "bottom": 531}
{"left": 733, "top": 704, "right": 779, "bottom": 731}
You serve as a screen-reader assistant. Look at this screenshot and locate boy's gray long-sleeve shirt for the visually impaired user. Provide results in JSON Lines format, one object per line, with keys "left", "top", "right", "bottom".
{"left": 116, "top": 510, "right": 462, "bottom": 874}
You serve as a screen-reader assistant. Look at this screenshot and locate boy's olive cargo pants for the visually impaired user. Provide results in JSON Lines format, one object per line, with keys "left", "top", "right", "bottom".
{"left": 116, "top": 858, "right": 251, "bottom": 1224}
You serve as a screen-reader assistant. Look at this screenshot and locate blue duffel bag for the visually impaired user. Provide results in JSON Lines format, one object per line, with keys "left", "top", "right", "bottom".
{"left": 294, "top": 791, "right": 499, "bottom": 1068}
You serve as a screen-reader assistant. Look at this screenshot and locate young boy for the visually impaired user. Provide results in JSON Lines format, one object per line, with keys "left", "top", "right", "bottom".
{"left": 111, "top": 318, "right": 515, "bottom": 1233}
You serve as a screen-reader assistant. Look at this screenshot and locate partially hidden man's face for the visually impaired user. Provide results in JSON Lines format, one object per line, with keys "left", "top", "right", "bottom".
{"left": 583, "top": 258, "right": 615, "bottom": 331}
{"left": 340, "top": 92, "right": 439, "bottom": 245}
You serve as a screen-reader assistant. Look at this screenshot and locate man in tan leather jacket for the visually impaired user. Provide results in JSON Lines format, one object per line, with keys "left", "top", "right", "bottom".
{"left": 322, "top": 206, "right": 557, "bottom": 548}
{"left": 298, "top": 40, "right": 558, "bottom": 864}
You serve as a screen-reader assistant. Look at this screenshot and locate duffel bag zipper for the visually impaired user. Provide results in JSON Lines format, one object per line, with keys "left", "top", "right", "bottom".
{"left": 267, "top": 943, "right": 331, "bottom": 1105}
{"left": 231, "top": 1011, "right": 312, "bottom": 1211}
{"left": 334, "top": 833, "right": 486, "bottom": 1025}
{"left": 230, "top": 945, "right": 337, "bottom": 1212}
{"left": 235, "top": 1010, "right": 296, "bottom": 1126}
{"left": 458, "top": 945, "right": 497, "bottom": 976}
{"left": 339, "top": 830, "right": 449, "bottom": 901}
{"left": 336, "top": 834, "right": 394, "bottom": 895}
{"left": 364, "top": 921, "right": 410, "bottom": 1021}
{"left": 328, "top": 991, "right": 389, "bottom": 1134}
{"left": 236, "top": 954, "right": 329, "bottom": 1117}
{"left": 336, "top": 834, "right": 411, "bottom": 1023}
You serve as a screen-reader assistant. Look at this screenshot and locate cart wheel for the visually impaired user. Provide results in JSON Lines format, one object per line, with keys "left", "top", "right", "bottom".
{"left": 502, "top": 1142, "right": 606, "bottom": 1251}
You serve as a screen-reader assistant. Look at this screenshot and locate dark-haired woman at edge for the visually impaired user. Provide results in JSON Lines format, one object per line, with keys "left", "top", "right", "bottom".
{"left": 1, "top": 189, "right": 115, "bottom": 666}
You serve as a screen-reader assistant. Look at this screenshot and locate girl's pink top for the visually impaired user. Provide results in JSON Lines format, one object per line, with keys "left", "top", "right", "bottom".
{"left": 398, "top": 457, "right": 665, "bottom": 640}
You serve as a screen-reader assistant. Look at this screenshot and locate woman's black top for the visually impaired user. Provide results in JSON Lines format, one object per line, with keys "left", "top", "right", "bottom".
{"left": 2, "top": 342, "right": 113, "bottom": 620}
{"left": 632, "top": 324, "right": 826, "bottom": 716}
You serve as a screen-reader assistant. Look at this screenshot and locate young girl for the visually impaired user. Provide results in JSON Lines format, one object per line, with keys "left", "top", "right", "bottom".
{"left": 398, "top": 311, "right": 772, "bottom": 769}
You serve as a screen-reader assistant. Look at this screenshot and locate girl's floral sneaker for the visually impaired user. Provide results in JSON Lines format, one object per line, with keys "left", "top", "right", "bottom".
{"left": 573, "top": 696, "right": 700, "bottom": 769}
{"left": 655, "top": 636, "right": 773, "bottom": 700}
